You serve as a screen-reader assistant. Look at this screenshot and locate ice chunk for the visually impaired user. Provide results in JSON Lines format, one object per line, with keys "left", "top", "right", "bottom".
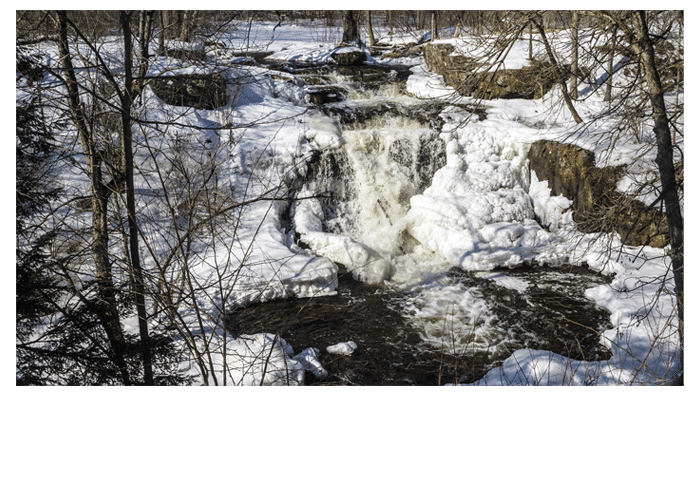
{"left": 326, "top": 341, "right": 358, "bottom": 356}
{"left": 293, "top": 347, "right": 328, "bottom": 379}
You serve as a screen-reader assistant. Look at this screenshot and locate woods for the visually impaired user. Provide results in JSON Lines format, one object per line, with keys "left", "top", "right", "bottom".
{"left": 16, "top": 10, "right": 683, "bottom": 386}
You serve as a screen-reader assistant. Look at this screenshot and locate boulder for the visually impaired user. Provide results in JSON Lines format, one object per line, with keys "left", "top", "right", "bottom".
{"left": 306, "top": 86, "right": 346, "bottom": 105}
{"left": 331, "top": 47, "right": 367, "bottom": 66}
{"left": 528, "top": 140, "right": 668, "bottom": 247}
{"left": 149, "top": 73, "right": 229, "bottom": 109}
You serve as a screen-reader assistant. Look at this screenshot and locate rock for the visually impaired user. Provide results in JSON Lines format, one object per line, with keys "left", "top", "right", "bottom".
{"left": 149, "top": 73, "right": 229, "bottom": 109}
{"left": 528, "top": 140, "right": 668, "bottom": 247}
{"left": 306, "top": 85, "right": 346, "bottom": 105}
{"left": 423, "top": 42, "right": 557, "bottom": 99}
{"left": 331, "top": 47, "right": 367, "bottom": 66}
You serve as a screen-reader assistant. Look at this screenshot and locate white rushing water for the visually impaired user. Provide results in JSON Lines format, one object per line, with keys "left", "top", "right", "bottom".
{"left": 291, "top": 72, "right": 577, "bottom": 353}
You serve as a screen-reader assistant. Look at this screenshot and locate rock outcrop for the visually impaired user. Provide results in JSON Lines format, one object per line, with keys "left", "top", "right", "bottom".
{"left": 424, "top": 42, "right": 557, "bottom": 99}
{"left": 528, "top": 140, "right": 668, "bottom": 248}
{"left": 150, "top": 73, "right": 229, "bottom": 109}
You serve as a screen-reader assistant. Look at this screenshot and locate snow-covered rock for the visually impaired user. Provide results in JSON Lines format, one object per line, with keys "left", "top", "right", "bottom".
{"left": 326, "top": 341, "right": 358, "bottom": 356}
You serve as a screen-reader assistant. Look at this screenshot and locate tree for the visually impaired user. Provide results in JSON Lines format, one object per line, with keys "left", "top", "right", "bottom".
{"left": 17, "top": 10, "right": 199, "bottom": 384}
{"left": 16, "top": 46, "right": 62, "bottom": 384}
{"left": 365, "top": 11, "right": 376, "bottom": 46}
{"left": 569, "top": 11, "right": 580, "bottom": 99}
{"left": 119, "top": 10, "right": 154, "bottom": 384}
{"left": 603, "top": 22, "right": 617, "bottom": 102}
{"left": 532, "top": 13, "right": 583, "bottom": 124}
{"left": 53, "top": 10, "right": 134, "bottom": 384}
{"left": 431, "top": 11, "right": 438, "bottom": 41}
{"left": 341, "top": 10, "right": 360, "bottom": 45}
{"left": 564, "top": 11, "right": 683, "bottom": 363}
{"left": 623, "top": 10, "right": 683, "bottom": 351}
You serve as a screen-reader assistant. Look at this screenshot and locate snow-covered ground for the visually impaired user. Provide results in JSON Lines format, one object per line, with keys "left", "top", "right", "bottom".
{"left": 21, "top": 19, "right": 682, "bottom": 385}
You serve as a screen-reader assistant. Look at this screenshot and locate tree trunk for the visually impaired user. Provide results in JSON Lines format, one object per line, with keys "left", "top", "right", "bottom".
{"left": 137, "top": 11, "right": 154, "bottom": 95}
{"left": 54, "top": 10, "right": 132, "bottom": 385}
{"left": 120, "top": 11, "right": 154, "bottom": 385}
{"left": 630, "top": 10, "right": 684, "bottom": 354}
{"left": 158, "top": 11, "right": 166, "bottom": 55}
{"left": 604, "top": 24, "right": 617, "bottom": 102}
{"left": 161, "top": 10, "right": 180, "bottom": 41}
{"left": 341, "top": 10, "right": 360, "bottom": 45}
{"left": 570, "top": 11, "right": 579, "bottom": 99}
{"left": 673, "top": 14, "right": 682, "bottom": 146}
{"left": 536, "top": 20, "right": 584, "bottom": 124}
{"left": 180, "top": 10, "right": 193, "bottom": 42}
{"left": 365, "top": 11, "right": 376, "bottom": 46}
{"left": 431, "top": 11, "right": 438, "bottom": 41}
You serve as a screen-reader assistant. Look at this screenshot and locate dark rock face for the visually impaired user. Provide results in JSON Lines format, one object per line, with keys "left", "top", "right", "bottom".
{"left": 306, "top": 86, "right": 346, "bottom": 105}
{"left": 528, "top": 140, "right": 601, "bottom": 216}
{"left": 424, "top": 42, "right": 557, "bottom": 99}
{"left": 528, "top": 140, "right": 668, "bottom": 248}
{"left": 330, "top": 48, "right": 367, "bottom": 66}
{"left": 150, "top": 73, "right": 229, "bottom": 109}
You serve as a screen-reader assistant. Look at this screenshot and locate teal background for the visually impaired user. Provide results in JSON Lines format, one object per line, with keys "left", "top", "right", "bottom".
{"left": 5, "top": 0, "right": 698, "bottom": 500}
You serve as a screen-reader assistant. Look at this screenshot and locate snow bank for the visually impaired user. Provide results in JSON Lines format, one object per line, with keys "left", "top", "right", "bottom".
{"left": 293, "top": 347, "right": 328, "bottom": 379}
{"left": 186, "top": 333, "right": 305, "bottom": 386}
{"left": 183, "top": 333, "right": 331, "bottom": 386}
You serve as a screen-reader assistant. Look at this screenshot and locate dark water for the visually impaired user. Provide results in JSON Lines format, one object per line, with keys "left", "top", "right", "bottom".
{"left": 229, "top": 264, "right": 612, "bottom": 385}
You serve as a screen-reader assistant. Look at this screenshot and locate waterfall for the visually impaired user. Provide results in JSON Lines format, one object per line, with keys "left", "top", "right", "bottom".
{"left": 286, "top": 62, "right": 609, "bottom": 373}
{"left": 293, "top": 111, "right": 445, "bottom": 283}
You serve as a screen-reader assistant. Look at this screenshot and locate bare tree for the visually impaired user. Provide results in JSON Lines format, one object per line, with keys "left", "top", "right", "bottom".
{"left": 365, "top": 11, "right": 376, "bottom": 46}
{"left": 532, "top": 13, "right": 583, "bottom": 124}
{"left": 569, "top": 11, "right": 579, "bottom": 99}
{"left": 53, "top": 10, "right": 134, "bottom": 384}
{"left": 604, "top": 22, "right": 617, "bottom": 102}
{"left": 431, "top": 11, "right": 438, "bottom": 41}
{"left": 622, "top": 10, "right": 683, "bottom": 350}
{"left": 341, "top": 10, "right": 360, "bottom": 45}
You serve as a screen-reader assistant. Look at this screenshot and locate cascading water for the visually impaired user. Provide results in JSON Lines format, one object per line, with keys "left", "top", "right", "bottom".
{"left": 314, "top": 114, "right": 444, "bottom": 258}
{"left": 241, "top": 62, "right": 612, "bottom": 384}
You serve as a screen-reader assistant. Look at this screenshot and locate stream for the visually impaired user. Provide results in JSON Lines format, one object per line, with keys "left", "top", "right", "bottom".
{"left": 230, "top": 59, "right": 612, "bottom": 385}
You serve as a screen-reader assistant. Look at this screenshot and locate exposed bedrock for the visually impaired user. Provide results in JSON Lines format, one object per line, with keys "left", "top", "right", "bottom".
{"left": 149, "top": 73, "right": 229, "bottom": 109}
{"left": 527, "top": 140, "right": 668, "bottom": 248}
{"left": 424, "top": 42, "right": 558, "bottom": 100}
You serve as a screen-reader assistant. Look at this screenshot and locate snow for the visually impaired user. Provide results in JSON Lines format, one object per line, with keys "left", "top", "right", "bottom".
{"left": 187, "top": 333, "right": 306, "bottom": 386}
{"left": 326, "top": 341, "right": 358, "bottom": 356}
{"left": 24, "top": 18, "right": 682, "bottom": 387}
{"left": 293, "top": 347, "right": 328, "bottom": 379}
